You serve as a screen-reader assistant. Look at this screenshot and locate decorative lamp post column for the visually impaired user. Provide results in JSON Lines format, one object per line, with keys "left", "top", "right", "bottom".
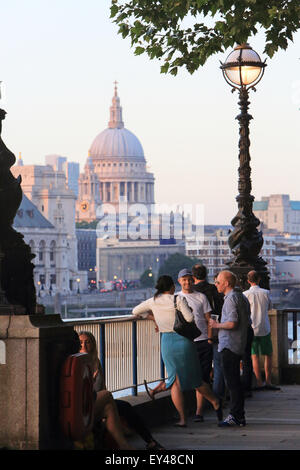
{"left": 220, "top": 43, "right": 269, "bottom": 290}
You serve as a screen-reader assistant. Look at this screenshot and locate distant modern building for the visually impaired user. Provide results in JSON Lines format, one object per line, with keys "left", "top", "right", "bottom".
{"left": 185, "top": 227, "right": 276, "bottom": 280}
{"left": 76, "top": 229, "right": 97, "bottom": 286}
{"left": 96, "top": 237, "right": 185, "bottom": 283}
{"left": 253, "top": 194, "right": 300, "bottom": 234}
{"left": 45, "top": 154, "right": 80, "bottom": 197}
{"left": 66, "top": 161, "right": 80, "bottom": 197}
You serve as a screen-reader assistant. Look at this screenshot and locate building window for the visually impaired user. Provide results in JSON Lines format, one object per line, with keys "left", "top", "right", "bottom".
{"left": 39, "top": 240, "right": 45, "bottom": 263}
{"left": 50, "top": 241, "right": 56, "bottom": 264}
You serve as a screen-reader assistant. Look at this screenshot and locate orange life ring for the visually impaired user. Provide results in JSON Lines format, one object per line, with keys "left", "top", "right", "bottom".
{"left": 60, "top": 353, "right": 95, "bottom": 441}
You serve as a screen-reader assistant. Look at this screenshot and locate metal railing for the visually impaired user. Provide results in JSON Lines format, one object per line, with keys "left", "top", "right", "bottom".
{"left": 280, "top": 309, "right": 300, "bottom": 365}
{"left": 64, "top": 315, "right": 165, "bottom": 395}
{"left": 65, "top": 308, "right": 300, "bottom": 392}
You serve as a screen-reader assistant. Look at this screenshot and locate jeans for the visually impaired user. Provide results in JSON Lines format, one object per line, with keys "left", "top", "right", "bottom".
{"left": 212, "top": 343, "right": 225, "bottom": 400}
{"left": 220, "top": 348, "right": 245, "bottom": 422}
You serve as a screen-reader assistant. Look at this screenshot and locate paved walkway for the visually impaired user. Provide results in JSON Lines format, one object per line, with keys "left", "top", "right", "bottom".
{"left": 128, "top": 385, "right": 300, "bottom": 450}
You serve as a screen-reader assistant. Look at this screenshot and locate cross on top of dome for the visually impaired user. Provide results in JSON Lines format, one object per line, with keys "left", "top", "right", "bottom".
{"left": 114, "top": 80, "right": 118, "bottom": 95}
{"left": 109, "top": 81, "right": 124, "bottom": 129}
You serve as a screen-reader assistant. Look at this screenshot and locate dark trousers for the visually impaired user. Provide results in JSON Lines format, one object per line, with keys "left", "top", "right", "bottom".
{"left": 195, "top": 339, "right": 213, "bottom": 383}
{"left": 241, "top": 326, "right": 254, "bottom": 392}
{"left": 220, "top": 348, "right": 245, "bottom": 421}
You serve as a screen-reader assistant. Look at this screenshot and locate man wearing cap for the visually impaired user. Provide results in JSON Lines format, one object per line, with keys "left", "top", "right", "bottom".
{"left": 177, "top": 268, "right": 214, "bottom": 422}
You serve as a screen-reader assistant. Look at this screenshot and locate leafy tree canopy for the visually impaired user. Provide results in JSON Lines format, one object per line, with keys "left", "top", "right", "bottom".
{"left": 76, "top": 220, "right": 98, "bottom": 229}
{"left": 111, "top": 0, "right": 300, "bottom": 75}
{"left": 158, "top": 252, "right": 202, "bottom": 282}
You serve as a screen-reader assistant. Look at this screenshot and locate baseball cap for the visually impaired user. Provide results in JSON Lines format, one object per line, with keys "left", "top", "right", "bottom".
{"left": 177, "top": 268, "right": 192, "bottom": 280}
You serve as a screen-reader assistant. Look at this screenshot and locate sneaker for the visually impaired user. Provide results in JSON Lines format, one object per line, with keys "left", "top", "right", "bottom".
{"left": 218, "top": 414, "right": 246, "bottom": 427}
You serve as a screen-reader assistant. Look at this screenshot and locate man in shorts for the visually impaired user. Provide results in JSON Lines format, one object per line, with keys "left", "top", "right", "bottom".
{"left": 243, "top": 270, "right": 280, "bottom": 391}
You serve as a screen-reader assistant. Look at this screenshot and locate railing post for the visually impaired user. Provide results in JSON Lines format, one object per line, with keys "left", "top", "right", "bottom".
{"left": 100, "top": 323, "right": 106, "bottom": 380}
{"left": 269, "top": 309, "right": 288, "bottom": 384}
{"left": 132, "top": 320, "right": 138, "bottom": 396}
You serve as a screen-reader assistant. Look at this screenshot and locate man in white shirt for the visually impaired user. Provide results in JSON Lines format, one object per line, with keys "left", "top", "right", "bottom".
{"left": 177, "top": 268, "right": 213, "bottom": 422}
{"left": 243, "top": 270, "right": 280, "bottom": 391}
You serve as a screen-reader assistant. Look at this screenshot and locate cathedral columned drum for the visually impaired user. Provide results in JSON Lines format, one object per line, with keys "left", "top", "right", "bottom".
{"left": 76, "top": 84, "right": 155, "bottom": 222}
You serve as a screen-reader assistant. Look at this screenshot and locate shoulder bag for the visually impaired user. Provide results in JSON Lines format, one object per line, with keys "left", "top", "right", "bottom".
{"left": 173, "top": 295, "right": 201, "bottom": 340}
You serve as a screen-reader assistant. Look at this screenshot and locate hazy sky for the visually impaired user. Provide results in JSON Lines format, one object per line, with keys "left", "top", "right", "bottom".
{"left": 1, "top": 0, "right": 300, "bottom": 224}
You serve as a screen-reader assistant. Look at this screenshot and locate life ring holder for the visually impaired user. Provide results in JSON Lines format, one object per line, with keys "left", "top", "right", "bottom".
{"left": 60, "top": 353, "right": 95, "bottom": 441}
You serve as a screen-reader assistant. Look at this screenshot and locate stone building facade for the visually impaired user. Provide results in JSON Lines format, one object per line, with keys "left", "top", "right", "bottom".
{"left": 11, "top": 161, "right": 87, "bottom": 294}
{"left": 253, "top": 194, "right": 300, "bottom": 234}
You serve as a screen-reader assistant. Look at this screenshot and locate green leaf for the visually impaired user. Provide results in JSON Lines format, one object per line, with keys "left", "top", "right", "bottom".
{"left": 134, "top": 46, "right": 145, "bottom": 55}
{"left": 110, "top": 4, "right": 119, "bottom": 18}
{"left": 160, "top": 63, "right": 170, "bottom": 73}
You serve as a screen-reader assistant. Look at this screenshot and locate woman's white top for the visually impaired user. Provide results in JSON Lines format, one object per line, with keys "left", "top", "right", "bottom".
{"left": 132, "top": 294, "right": 193, "bottom": 333}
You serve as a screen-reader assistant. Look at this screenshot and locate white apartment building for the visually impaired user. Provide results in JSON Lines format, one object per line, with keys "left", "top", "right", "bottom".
{"left": 186, "top": 228, "right": 276, "bottom": 280}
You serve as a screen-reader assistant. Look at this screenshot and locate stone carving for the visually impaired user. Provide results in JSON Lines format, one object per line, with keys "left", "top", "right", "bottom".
{"left": 0, "top": 108, "right": 37, "bottom": 314}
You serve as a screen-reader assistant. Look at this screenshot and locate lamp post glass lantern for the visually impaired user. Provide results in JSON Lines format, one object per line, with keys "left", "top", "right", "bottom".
{"left": 220, "top": 43, "right": 269, "bottom": 290}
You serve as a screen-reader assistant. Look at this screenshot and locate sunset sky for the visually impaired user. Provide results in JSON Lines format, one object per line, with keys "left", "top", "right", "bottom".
{"left": 1, "top": 0, "right": 300, "bottom": 224}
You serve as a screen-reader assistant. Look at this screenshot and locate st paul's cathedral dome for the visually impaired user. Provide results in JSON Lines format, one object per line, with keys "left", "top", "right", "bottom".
{"left": 76, "top": 84, "right": 155, "bottom": 222}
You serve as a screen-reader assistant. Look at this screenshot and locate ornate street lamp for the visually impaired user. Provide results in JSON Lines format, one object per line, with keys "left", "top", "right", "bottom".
{"left": 220, "top": 43, "right": 269, "bottom": 289}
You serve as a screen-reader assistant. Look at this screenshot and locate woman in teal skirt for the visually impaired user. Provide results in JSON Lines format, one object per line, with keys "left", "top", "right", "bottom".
{"left": 132, "top": 275, "right": 222, "bottom": 427}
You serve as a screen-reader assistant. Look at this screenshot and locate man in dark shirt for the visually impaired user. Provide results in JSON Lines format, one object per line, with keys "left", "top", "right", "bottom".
{"left": 192, "top": 265, "right": 223, "bottom": 316}
{"left": 192, "top": 265, "right": 225, "bottom": 403}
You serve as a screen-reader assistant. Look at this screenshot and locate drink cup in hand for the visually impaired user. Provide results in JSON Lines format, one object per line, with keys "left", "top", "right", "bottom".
{"left": 210, "top": 314, "right": 219, "bottom": 322}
